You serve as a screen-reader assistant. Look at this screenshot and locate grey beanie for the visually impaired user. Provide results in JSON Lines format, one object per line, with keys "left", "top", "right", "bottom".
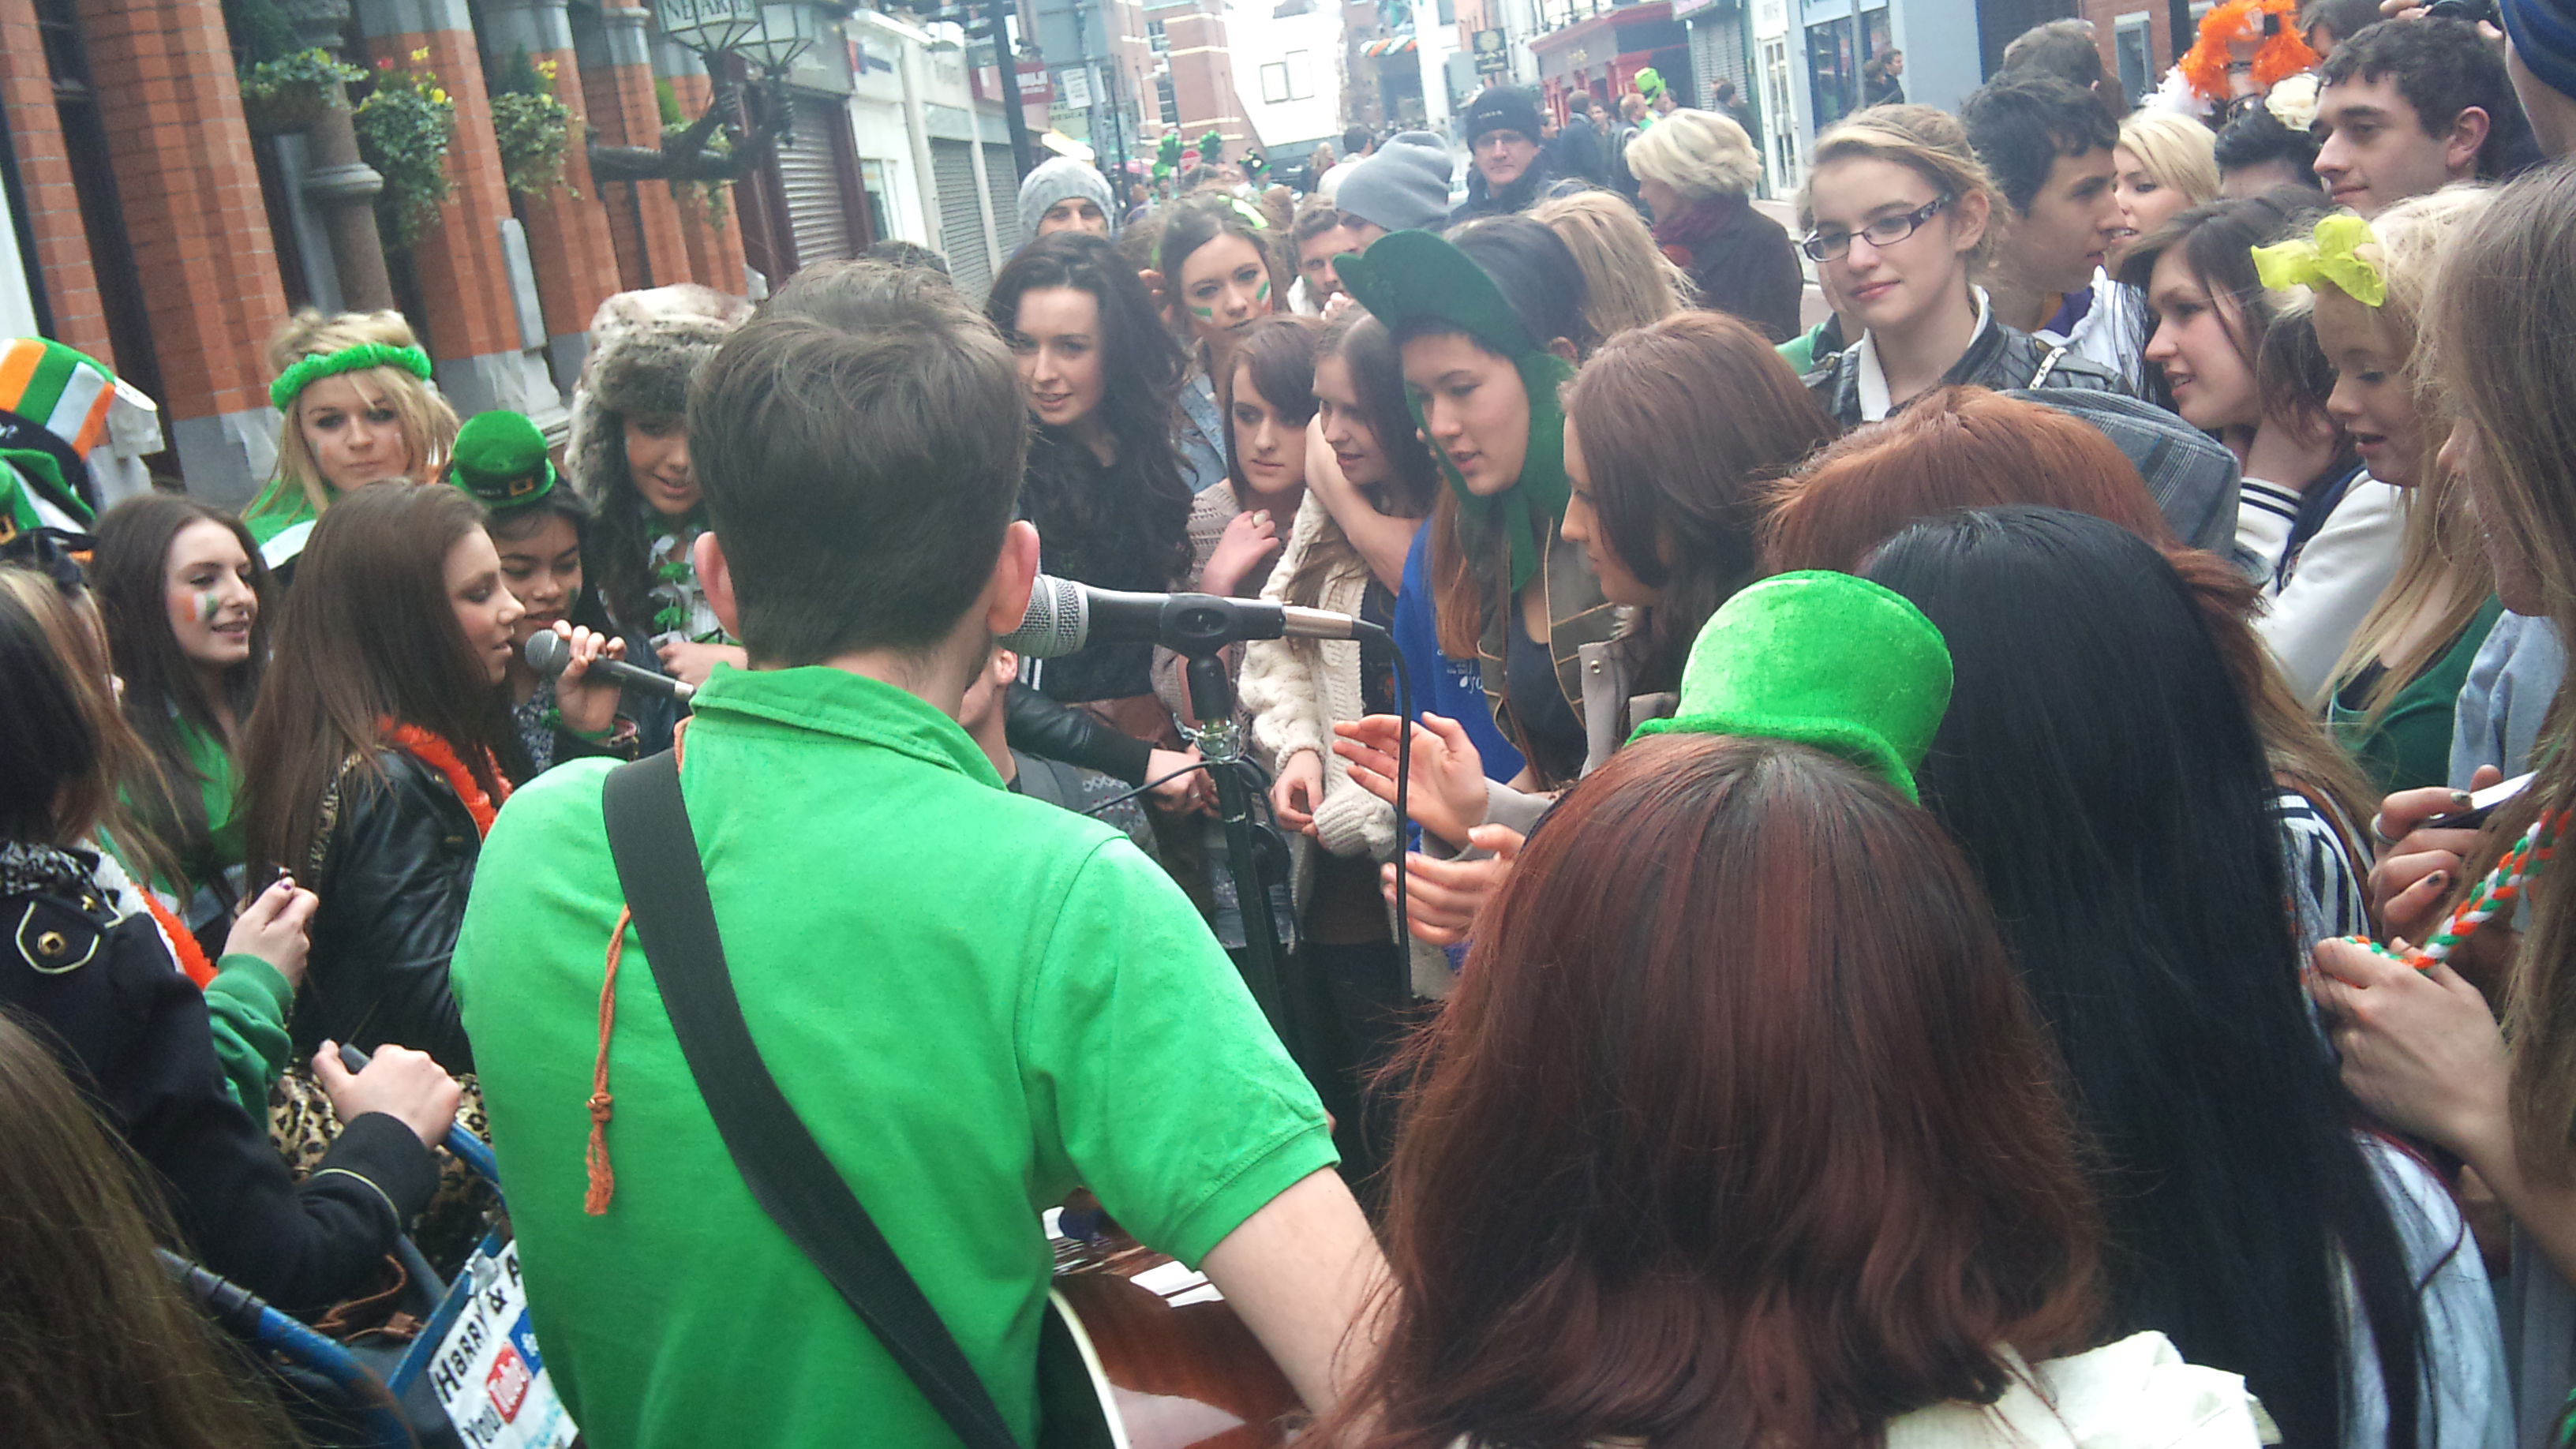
{"left": 1334, "top": 131, "right": 1455, "bottom": 234}
{"left": 1017, "top": 156, "right": 1117, "bottom": 245}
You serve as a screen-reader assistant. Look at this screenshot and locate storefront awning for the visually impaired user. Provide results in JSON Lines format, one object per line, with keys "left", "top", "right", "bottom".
{"left": 1363, "top": 35, "right": 1419, "bottom": 55}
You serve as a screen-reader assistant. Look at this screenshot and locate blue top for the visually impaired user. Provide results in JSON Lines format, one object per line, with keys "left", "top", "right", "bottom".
{"left": 1394, "top": 522, "right": 1525, "bottom": 784}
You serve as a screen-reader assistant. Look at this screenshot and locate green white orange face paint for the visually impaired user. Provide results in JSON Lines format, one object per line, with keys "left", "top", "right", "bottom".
{"left": 196, "top": 590, "right": 221, "bottom": 624}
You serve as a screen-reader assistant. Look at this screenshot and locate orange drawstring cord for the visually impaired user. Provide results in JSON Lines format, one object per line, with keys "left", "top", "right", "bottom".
{"left": 584, "top": 904, "right": 631, "bottom": 1215}
{"left": 582, "top": 717, "right": 689, "bottom": 1216}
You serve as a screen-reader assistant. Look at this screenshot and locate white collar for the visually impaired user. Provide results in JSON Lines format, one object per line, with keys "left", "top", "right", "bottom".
{"left": 1855, "top": 286, "right": 1991, "bottom": 423}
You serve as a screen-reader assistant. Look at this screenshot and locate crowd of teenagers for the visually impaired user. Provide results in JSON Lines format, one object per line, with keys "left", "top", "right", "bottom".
{"left": 21, "top": 2, "right": 2576, "bottom": 1446}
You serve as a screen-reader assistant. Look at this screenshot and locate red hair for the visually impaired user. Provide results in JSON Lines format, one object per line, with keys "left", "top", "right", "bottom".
{"left": 1762, "top": 386, "right": 2174, "bottom": 574}
{"left": 1327, "top": 733, "right": 2102, "bottom": 1449}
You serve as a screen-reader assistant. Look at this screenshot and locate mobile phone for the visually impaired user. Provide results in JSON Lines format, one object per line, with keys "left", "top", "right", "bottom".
{"left": 2424, "top": 770, "right": 2535, "bottom": 832}
{"left": 2424, "top": 0, "right": 2499, "bottom": 24}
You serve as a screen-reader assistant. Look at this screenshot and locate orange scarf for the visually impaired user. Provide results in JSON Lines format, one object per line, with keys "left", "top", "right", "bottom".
{"left": 382, "top": 721, "right": 511, "bottom": 837}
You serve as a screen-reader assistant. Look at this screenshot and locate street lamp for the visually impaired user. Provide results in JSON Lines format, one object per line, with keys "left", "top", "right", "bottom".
{"left": 587, "top": 0, "right": 824, "bottom": 182}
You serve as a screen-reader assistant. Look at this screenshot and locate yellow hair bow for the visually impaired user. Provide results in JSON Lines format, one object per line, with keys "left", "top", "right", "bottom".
{"left": 2249, "top": 213, "right": 2387, "bottom": 308}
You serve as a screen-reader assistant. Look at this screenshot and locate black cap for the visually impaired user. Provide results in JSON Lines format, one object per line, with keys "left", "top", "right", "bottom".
{"left": 1459, "top": 84, "right": 1543, "bottom": 147}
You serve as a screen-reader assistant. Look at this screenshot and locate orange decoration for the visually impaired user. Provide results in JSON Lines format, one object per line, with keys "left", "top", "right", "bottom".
{"left": 381, "top": 720, "right": 512, "bottom": 837}
{"left": 2179, "top": 0, "right": 2319, "bottom": 104}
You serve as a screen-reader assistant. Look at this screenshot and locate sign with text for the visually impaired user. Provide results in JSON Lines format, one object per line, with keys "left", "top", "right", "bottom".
{"left": 1471, "top": 27, "right": 1511, "bottom": 76}
{"left": 427, "top": 1241, "right": 576, "bottom": 1449}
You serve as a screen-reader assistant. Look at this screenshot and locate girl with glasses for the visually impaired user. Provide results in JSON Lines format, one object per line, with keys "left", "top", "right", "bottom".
{"left": 1797, "top": 105, "right": 2126, "bottom": 429}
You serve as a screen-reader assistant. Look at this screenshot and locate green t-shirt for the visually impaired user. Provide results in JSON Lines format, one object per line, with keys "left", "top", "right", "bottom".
{"left": 452, "top": 665, "right": 1335, "bottom": 1449}
{"left": 2334, "top": 596, "right": 2505, "bottom": 795}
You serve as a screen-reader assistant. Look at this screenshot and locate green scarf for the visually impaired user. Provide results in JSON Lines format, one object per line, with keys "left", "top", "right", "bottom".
{"left": 1339, "top": 229, "right": 1575, "bottom": 593}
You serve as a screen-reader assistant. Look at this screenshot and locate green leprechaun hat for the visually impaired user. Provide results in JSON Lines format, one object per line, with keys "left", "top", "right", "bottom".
{"left": 449, "top": 409, "right": 556, "bottom": 511}
{"left": 1631, "top": 571, "right": 1953, "bottom": 801}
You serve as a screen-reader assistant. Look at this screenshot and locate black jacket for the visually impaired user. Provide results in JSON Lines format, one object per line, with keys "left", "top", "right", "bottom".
{"left": 1667, "top": 200, "right": 1807, "bottom": 343}
{"left": 1554, "top": 114, "right": 1608, "bottom": 185}
{"left": 1004, "top": 683, "right": 1154, "bottom": 784}
{"left": 1804, "top": 318, "right": 2128, "bottom": 430}
{"left": 291, "top": 751, "right": 479, "bottom": 1073}
{"left": 3, "top": 844, "right": 436, "bottom": 1312}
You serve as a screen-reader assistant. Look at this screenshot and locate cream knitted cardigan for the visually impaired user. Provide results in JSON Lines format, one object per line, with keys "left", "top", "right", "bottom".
{"left": 1239, "top": 492, "right": 1404, "bottom": 885}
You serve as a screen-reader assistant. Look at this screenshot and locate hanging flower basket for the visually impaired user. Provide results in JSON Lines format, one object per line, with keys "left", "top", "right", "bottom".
{"left": 238, "top": 51, "right": 361, "bottom": 137}
{"left": 353, "top": 51, "right": 459, "bottom": 248}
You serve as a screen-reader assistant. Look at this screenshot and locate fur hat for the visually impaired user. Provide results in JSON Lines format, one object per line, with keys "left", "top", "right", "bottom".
{"left": 567, "top": 314, "right": 736, "bottom": 507}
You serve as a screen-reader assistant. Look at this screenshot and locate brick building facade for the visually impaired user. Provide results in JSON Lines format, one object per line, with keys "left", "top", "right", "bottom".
{"left": 0, "top": 0, "right": 762, "bottom": 503}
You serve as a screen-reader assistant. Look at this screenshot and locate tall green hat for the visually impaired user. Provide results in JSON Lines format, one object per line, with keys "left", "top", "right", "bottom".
{"left": 1332, "top": 229, "right": 1574, "bottom": 592}
{"left": 449, "top": 409, "right": 556, "bottom": 511}
{"left": 1631, "top": 571, "right": 1953, "bottom": 801}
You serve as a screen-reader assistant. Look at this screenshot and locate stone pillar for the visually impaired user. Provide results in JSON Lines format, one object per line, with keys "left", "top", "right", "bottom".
{"left": 353, "top": 0, "right": 560, "bottom": 419}
{"left": 0, "top": 0, "right": 114, "bottom": 364}
{"left": 481, "top": 0, "right": 623, "bottom": 391}
{"left": 77, "top": 0, "right": 293, "bottom": 503}
{"left": 282, "top": 0, "right": 394, "bottom": 311}
{"left": 577, "top": 5, "right": 691, "bottom": 292}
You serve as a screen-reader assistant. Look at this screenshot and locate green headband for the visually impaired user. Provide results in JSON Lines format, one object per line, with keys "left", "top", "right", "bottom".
{"left": 2249, "top": 213, "right": 2386, "bottom": 308}
{"left": 270, "top": 342, "right": 433, "bottom": 412}
{"left": 1333, "top": 230, "right": 1574, "bottom": 593}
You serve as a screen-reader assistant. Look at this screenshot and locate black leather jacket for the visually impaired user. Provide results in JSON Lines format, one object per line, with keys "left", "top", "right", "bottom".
{"left": 1004, "top": 683, "right": 1153, "bottom": 784}
{"left": 290, "top": 751, "right": 479, "bottom": 1073}
{"left": 4, "top": 843, "right": 436, "bottom": 1311}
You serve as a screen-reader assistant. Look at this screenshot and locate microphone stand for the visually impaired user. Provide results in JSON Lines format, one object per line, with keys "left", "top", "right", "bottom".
{"left": 1180, "top": 648, "right": 1297, "bottom": 1059}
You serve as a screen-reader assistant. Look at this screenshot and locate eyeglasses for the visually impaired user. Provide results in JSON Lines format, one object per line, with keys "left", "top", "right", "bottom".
{"left": 1800, "top": 195, "right": 1950, "bottom": 262}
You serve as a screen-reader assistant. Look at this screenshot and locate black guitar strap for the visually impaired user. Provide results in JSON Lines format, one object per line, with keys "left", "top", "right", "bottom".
{"left": 601, "top": 751, "right": 1023, "bottom": 1449}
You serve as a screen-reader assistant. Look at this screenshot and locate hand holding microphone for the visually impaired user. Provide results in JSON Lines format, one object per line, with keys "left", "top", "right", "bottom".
{"left": 524, "top": 623, "right": 695, "bottom": 713}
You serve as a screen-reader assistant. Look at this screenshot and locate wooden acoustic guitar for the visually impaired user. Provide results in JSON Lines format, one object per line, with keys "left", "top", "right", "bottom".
{"left": 1039, "top": 1210, "right": 1304, "bottom": 1448}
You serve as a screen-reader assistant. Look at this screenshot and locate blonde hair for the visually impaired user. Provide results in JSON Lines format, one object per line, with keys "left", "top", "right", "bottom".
{"left": 264, "top": 310, "right": 458, "bottom": 518}
{"left": 2115, "top": 111, "right": 2221, "bottom": 210}
{"left": 1799, "top": 104, "right": 2006, "bottom": 276}
{"left": 2323, "top": 185, "right": 2496, "bottom": 721}
{"left": 1531, "top": 190, "right": 1694, "bottom": 342}
{"left": 1625, "top": 107, "right": 1762, "bottom": 201}
{"left": 2421, "top": 164, "right": 2576, "bottom": 1181}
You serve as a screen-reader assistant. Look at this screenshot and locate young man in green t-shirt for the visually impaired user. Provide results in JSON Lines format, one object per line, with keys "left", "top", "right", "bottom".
{"left": 451, "top": 263, "right": 1382, "bottom": 1447}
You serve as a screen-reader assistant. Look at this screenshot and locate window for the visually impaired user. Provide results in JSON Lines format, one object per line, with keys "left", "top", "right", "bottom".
{"left": 1259, "top": 50, "right": 1314, "bottom": 103}
{"left": 1158, "top": 69, "right": 1180, "bottom": 124}
{"left": 1148, "top": 18, "right": 1170, "bottom": 51}
{"left": 2114, "top": 13, "right": 2151, "bottom": 103}
{"left": 1436, "top": 0, "right": 1455, "bottom": 24}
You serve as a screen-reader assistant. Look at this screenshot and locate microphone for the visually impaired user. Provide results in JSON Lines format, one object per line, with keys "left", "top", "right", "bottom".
{"left": 524, "top": 630, "right": 695, "bottom": 701}
{"left": 1001, "top": 575, "right": 1368, "bottom": 659}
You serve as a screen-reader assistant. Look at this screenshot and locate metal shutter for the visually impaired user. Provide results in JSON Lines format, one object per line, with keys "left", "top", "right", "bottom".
{"left": 776, "top": 95, "right": 856, "bottom": 276}
{"left": 932, "top": 137, "right": 994, "bottom": 300}
{"left": 984, "top": 143, "right": 1020, "bottom": 260}
{"left": 1687, "top": 5, "right": 1750, "bottom": 112}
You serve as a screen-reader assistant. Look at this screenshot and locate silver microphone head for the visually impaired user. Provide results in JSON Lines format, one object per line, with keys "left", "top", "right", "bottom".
{"left": 999, "top": 575, "right": 1089, "bottom": 659}
{"left": 522, "top": 629, "right": 571, "bottom": 676}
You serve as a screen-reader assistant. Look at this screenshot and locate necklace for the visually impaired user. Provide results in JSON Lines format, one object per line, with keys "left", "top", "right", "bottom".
{"left": 382, "top": 721, "right": 511, "bottom": 837}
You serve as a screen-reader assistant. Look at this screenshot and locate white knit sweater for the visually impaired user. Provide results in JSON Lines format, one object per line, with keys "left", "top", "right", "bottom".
{"left": 1239, "top": 493, "right": 1403, "bottom": 879}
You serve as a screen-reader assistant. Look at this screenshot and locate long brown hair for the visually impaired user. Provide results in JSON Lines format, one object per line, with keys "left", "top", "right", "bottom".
{"left": 0, "top": 1012, "right": 298, "bottom": 1447}
{"left": 1331, "top": 733, "right": 2101, "bottom": 1449}
{"left": 1282, "top": 313, "right": 1438, "bottom": 611}
{"left": 240, "top": 481, "right": 515, "bottom": 886}
{"left": 1565, "top": 311, "right": 1837, "bottom": 687}
{"left": 92, "top": 495, "right": 274, "bottom": 876}
{"left": 2424, "top": 162, "right": 2576, "bottom": 1179}
{"left": 1765, "top": 385, "right": 2376, "bottom": 841}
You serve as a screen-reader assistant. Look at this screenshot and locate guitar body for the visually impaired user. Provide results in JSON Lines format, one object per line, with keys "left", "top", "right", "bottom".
{"left": 1039, "top": 1228, "right": 1302, "bottom": 1448}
